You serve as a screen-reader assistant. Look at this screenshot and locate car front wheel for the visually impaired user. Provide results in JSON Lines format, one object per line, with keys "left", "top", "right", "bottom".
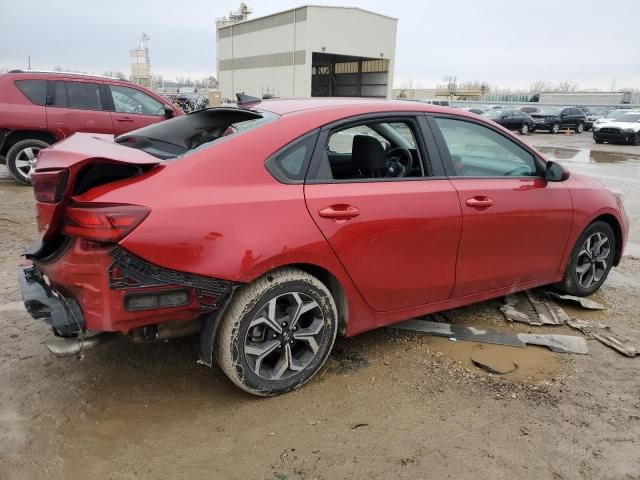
{"left": 6, "top": 139, "right": 50, "bottom": 185}
{"left": 519, "top": 123, "right": 529, "bottom": 135}
{"left": 551, "top": 123, "right": 560, "bottom": 134}
{"left": 215, "top": 267, "right": 338, "bottom": 396}
{"left": 560, "top": 221, "right": 616, "bottom": 296}
{"left": 576, "top": 122, "right": 585, "bottom": 133}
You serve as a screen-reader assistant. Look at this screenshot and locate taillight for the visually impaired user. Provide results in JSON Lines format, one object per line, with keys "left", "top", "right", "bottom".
{"left": 63, "top": 203, "right": 150, "bottom": 242}
{"left": 31, "top": 170, "right": 69, "bottom": 203}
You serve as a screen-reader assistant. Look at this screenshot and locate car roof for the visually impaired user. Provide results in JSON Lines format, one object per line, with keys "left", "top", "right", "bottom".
{"left": 245, "top": 98, "right": 455, "bottom": 116}
{"left": 5, "top": 69, "right": 128, "bottom": 82}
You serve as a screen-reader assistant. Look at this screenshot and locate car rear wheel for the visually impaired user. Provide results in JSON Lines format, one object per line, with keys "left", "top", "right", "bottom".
{"left": 559, "top": 221, "right": 615, "bottom": 296}
{"left": 594, "top": 138, "right": 604, "bottom": 144}
{"left": 6, "top": 139, "right": 50, "bottom": 185}
{"left": 519, "top": 123, "right": 529, "bottom": 135}
{"left": 576, "top": 122, "right": 585, "bottom": 133}
{"left": 215, "top": 267, "right": 338, "bottom": 396}
{"left": 631, "top": 132, "right": 640, "bottom": 146}
{"left": 551, "top": 123, "right": 560, "bottom": 134}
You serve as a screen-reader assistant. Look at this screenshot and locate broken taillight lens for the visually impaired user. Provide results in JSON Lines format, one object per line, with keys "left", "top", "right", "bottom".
{"left": 63, "top": 203, "right": 150, "bottom": 242}
{"left": 31, "top": 169, "right": 69, "bottom": 203}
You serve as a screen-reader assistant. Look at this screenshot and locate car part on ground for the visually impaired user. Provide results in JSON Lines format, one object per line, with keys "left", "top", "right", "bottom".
{"left": 391, "top": 319, "right": 589, "bottom": 354}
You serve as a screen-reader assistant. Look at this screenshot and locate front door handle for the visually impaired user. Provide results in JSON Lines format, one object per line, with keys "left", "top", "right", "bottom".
{"left": 318, "top": 204, "right": 360, "bottom": 220}
{"left": 465, "top": 196, "right": 494, "bottom": 209}
{"left": 115, "top": 117, "right": 134, "bottom": 122}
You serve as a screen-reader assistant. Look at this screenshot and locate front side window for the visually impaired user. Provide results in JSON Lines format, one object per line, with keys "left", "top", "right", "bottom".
{"left": 318, "top": 119, "right": 424, "bottom": 181}
{"left": 109, "top": 85, "right": 164, "bottom": 116}
{"left": 434, "top": 117, "right": 539, "bottom": 177}
{"left": 15, "top": 79, "right": 47, "bottom": 105}
{"left": 54, "top": 81, "right": 103, "bottom": 110}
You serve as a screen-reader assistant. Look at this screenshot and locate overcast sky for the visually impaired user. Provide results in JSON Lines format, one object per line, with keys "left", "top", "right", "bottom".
{"left": 1, "top": 0, "right": 638, "bottom": 90}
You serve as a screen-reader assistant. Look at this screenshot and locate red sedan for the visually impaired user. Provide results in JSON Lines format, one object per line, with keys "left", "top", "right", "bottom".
{"left": 19, "top": 98, "right": 629, "bottom": 395}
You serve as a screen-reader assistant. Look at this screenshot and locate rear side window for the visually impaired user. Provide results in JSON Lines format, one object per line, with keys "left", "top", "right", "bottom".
{"left": 15, "top": 79, "right": 47, "bottom": 105}
{"left": 53, "top": 81, "right": 104, "bottom": 110}
{"left": 266, "top": 134, "right": 317, "bottom": 183}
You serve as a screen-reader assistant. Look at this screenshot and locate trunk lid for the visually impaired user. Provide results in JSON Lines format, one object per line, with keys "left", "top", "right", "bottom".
{"left": 31, "top": 133, "right": 160, "bottom": 244}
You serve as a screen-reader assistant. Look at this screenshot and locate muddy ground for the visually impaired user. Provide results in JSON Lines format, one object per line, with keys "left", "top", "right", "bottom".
{"left": 1, "top": 132, "right": 639, "bottom": 480}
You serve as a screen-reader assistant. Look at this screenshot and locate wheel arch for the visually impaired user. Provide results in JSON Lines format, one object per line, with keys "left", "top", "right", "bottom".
{"left": 2, "top": 130, "right": 58, "bottom": 155}
{"left": 591, "top": 214, "right": 623, "bottom": 266}
{"left": 288, "top": 263, "right": 349, "bottom": 336}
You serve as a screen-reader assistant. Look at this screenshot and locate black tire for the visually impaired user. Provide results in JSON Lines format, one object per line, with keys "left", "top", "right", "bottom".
{"left": 551, "top": 123, "right": 560, "bottom": 134}
{"left": 631, "top": 132, "right": 639, "bottom": 146}
{"left": 559, "top": 221, "right": 616, "bottom": 296}
{"left": 575, "top": 122, "right": 585, "bottom": 134}
{"left": 594, "top": 138, "right": 604, "bottom": 144}
{"left": 519, "top": 123, "right": 530, "bottom": 135}
{"left": 215, "top": 267, "right": 338, "bottom": 396}
{"left": 6, "top": 139, "right": 50, "bottom": 185}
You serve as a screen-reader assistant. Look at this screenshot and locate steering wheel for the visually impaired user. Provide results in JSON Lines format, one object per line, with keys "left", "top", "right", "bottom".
{"left": 385, "top": 147, "right": 414, "bottom": 177}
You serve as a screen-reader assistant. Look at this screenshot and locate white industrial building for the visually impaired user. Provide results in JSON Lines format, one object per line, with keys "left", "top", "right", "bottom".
{"left": 216, "top": 5, "right": 397, "bottom": 100}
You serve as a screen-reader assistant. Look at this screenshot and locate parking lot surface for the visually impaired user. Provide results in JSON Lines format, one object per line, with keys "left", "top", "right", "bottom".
{"left": 1, "top": 131, "right": 639, "bottom": 479}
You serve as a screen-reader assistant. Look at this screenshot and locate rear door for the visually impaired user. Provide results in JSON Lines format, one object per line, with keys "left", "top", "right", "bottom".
{"left": 304, "top": 115, "right": 462, "bottom": 312}
{"left": 45, "top": 79, "right": 114, "bottom": 138}
{"left": 106, "top": 84, "right": 169, "bottom": 136}
{"left": 429, "top": 115, "right": 573, "bottom": 298}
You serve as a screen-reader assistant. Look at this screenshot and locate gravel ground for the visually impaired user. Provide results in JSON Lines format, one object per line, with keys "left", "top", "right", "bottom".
{"left": 0, "top": 132, "right": 639, "bottom": 480}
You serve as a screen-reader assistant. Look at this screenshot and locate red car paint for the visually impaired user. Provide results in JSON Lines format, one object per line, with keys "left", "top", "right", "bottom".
{"left": 0, "top": 70, "right": 182, "bottom": 154}
{"left": 29, "top": 99, "right": 629, "bottom": 338}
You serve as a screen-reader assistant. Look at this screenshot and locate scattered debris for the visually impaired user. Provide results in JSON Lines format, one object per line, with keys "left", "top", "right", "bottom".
{"left": 590, "top": 333, "right": 638, "bottom": 357}
{"left": 565, "top": 317, "right": 608, "bottom": 333}
{"left": 471, "top": 345, "right": 518, "bottom": 374}
{"left": 501, "top": 294, "right": 539, "bottom": 325}
{"left": 501, "top": 290, "right": 568, "bottom": 326}
{"left": 546, "top": 292, "right": 605, "bottom": 310}
{"left": 350, "top": 422, "right": 369, "bottom": 429}
{"left": 517, "top": 333, "right": 588, "bottom": 354}
{"left": 391, "top": 320, "right": 588, "bottom": 354}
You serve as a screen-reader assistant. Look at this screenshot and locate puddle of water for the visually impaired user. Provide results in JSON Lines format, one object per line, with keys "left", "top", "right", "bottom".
{"left": 537, "top": 147, "right": 640, "bottom": 164}
{"left": 426, "top": 337, "right": 561, "bottom": 383}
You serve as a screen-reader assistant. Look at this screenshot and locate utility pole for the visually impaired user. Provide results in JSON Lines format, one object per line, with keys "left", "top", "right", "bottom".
{"left": 27, "top": 54, "right": 31, "bottom": 70}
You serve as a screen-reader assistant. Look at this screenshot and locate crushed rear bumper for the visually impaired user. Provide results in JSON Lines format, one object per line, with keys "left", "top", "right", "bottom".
{"left": 18, "top": 265, "right": 84, "bottom": 336}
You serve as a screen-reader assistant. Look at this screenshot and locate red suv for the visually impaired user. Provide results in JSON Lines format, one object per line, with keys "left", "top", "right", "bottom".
{"left": 0, "top": 70, "right": 182, "bottom": 184}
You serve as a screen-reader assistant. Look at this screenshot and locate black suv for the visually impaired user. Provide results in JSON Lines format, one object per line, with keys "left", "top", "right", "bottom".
{"left": 481, "top": 108, "right": 535, "bottom": 134}
{"left": 530, "top": 106, "right": 587, "bottom": 134}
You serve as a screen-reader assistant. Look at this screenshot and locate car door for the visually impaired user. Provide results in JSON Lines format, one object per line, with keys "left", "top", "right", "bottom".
{"left": 107, "top": 84, "right": 170, "bottom": 136}
{"left": 560, "top": 108, "right": 574, "bottom": 129}
{"left": 45, "top": 79, "right": 114, "bottom": 138}
{"left": 428, "top": 115, "right": 573, "bottom": 298}
{"left": 304, "top": 115, "right": 462, "bottom": 312}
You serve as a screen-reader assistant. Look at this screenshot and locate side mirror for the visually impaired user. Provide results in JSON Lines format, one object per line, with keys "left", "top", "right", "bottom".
{"left": 545, "top": 161, "right": 569, "bottom": 182}
{"left": 163, "top": 105, "right": 175, "bottom": 118}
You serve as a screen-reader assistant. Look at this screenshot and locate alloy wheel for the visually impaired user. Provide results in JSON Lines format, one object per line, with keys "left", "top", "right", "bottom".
{"left": 244, "top": 292, "right": 325, "bottom": 381}
{"left": 575, "top": 232, "right": 610, "bottom": 289}
{"left": 13, "top": 146, "right": 42, "bottom": 181}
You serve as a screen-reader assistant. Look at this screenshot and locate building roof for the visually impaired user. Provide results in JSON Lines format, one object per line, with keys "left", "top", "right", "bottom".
{"left": 216, "top": 5, "right": 397, "bottom": 32}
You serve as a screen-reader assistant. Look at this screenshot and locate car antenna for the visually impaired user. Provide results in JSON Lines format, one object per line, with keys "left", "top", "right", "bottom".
{"left": 236, "top": 93, "right": 262, "bottom": 106}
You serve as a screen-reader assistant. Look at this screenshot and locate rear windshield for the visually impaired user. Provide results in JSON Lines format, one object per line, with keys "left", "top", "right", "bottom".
{"left": 606, "top": 110, "right": 630, "bottom": 119}
{"left": 116, "top": 107, "right": 278, "bottom": 160}
{"left": 15, "top": 79, "right": 47, "bottom": 105}
{"left": 537, "top": 107, "right": 560, "bottom": 115}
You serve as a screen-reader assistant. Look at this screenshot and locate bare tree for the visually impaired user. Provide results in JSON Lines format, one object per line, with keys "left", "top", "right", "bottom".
{"left": 529, "top": 80, "right": 551, "bottom": 93}
{"left": 556, "top": 81, "right": 579, "bottom": 92}
{"left": 103, "top": 71, "right": 127, "bottom": 80}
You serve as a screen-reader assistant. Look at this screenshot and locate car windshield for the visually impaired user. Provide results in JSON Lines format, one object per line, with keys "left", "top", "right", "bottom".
{"left": 537, "top": 107, "right": 560, "bottom": 115}
{"left": 615, "top": 114, "right": 640, "bottom": 123}
{"left": 115, "top": 107, "right": 279, "bottom": 160}
{"left": 606, "top": 110, "right": 629, "bottom": 119}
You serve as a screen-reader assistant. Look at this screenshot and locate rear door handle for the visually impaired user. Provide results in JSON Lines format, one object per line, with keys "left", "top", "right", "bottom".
{"left": 465, "top": 196, "right": 494, "bottom": 208}
{"left": 115, "top": 117, "right": 134, "bottom": 122}
{"left": 318, "top": 204, "right": 360, "bottom": 220}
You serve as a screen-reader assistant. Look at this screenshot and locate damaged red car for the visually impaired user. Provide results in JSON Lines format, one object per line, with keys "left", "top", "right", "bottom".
{"left": 19, "top": 97, "right": 629, "bottom": 395}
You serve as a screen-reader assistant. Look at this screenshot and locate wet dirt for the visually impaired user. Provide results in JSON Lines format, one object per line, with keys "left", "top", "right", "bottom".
{"left": 2, "top": 135, "right": 640, "bottom": 480}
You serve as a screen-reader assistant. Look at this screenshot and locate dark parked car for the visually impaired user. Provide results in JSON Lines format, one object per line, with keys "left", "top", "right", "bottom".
{"left": 577, "top": 106, "right": 609, "bottom": 131}
{"left": 530, "top": 107, "right": 587, "bottom": 134}
{"left": 482, "top": 108, "right": 535, "bottom": 134}
{"left": 0, "top": 70, "right": 183, "bottom": 184}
